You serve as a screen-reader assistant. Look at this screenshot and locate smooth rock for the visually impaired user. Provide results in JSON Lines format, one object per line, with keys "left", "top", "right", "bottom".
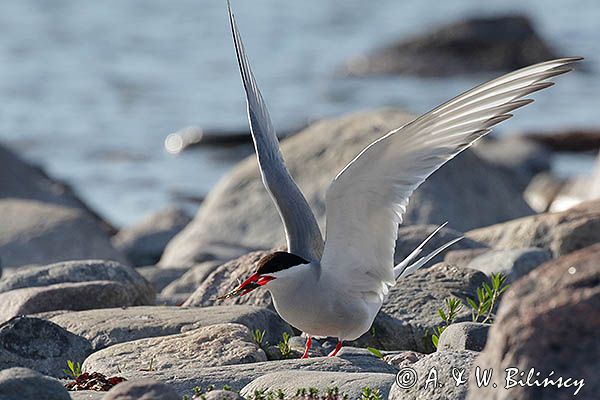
{"left": 0, "top": 316, "right": 92, "bottom": 378}
{"left": 0, "top": 367, "right": 71, "bottom": 400}
{"left": 160, "top": 261, "right": 221, "bottom": 296}
{"left": 389, "top": 351, "right": 477, "bottom": 400}
{"left": 466, "top": 243, "right": 600, "bottom": 400}
{"left": 160, "top": 109, "right": 533, "bottom": 266}
{"left": 203, "top": 390, "right": 244, "bottom": 400}
{"left": 0, "top": 199, "right": 127, "bottom": 268}
{"left": 94, "top": 354, "right": 398, "bottom": 394}
{"left": 103, "top": 379, "right": 179, "bottom": 400}
{"left": 443, "top": 248, "right": 490, "bottom": 267}
{"left": 437, "top": 322, "right": 489, "bottom": 352}
{"left": 83, "top": 323, "right": 267, "bottom": 375}
{"left": 383, "top": 351, "right": 425, "bottom": 369}
{"left": 466, "top": 247, "right": 551, "bottom": 282}
{"left": 0, "top": 281, "right": 140, "bottom": 323}
{"left": 0, "top": 259, "right": 155, "bottom": 304}
{"left": 241, "top": 371, "right": 396, "bottom": 399}
{"left": 467, "top": 200, "right": 600, "bottom": 257}
{"left": 549, "top": 175, "right": 595, "bottom": 212}
{"left": 137, "top": 266, "right": 188, "bottom": 293}
{"left": 524, "top": 128, "right": 600, "bottom": 152}
{"left": 342, "top": 15, "right": 558, "bottom": 77}
{"left": 69, "top": 392, "right": 105, "bottom": 400}
{"left": 113, "top": 208, "right": 192, "bottom": 267}
{"left": 524, "top": 172, "right": 565, "bottom": 213}
{"left": 47, "top": 305, "right": 292, "bottom": 350}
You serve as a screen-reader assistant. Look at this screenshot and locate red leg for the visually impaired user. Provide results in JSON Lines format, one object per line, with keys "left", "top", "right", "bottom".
{"left": 302, "top": 336, "right": 312, "bottom": 359}
{"left": 327, "top": 339, "right": 343, "bottom": 357}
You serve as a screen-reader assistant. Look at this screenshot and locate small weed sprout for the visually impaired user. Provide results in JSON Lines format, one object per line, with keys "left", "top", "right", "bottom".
{"left": 467, "top": 273, "right": 509, "bottom": 323}
{"left": 63, "top": 359, "right": 82, "bottom": 379}
{"left": 432, "top": 297, "right": 463, "bottom": 348}
{"left": 366, "top": 347, "right": 383, "bottom": 359}
{"left": 253, "top": 329, "right": 267, "bottom": 348}
{"left": 360, "top": 387, "right": 382, "bottom": 400}
{"left": 277, "top": 332, "right": 292, "bottom": 358}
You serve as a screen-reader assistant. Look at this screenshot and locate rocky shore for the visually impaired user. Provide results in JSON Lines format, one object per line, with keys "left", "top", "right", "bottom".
{"left": 0, "top": 108, "right": 598, "bottom": 400}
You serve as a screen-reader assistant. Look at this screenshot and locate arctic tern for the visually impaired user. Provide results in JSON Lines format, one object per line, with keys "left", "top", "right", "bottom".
{"left": 221, "top": 1, "right": 581, "bottom": 358}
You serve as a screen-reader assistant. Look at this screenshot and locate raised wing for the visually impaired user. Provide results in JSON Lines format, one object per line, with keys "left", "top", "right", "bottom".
{"left": 321, "top": 57, "right": 582, "bottom": 296}
{"left": 227, "top": 1, "right": 324, "bottom": 261}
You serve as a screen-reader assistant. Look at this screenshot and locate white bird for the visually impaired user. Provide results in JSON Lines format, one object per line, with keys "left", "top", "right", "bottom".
{"left": 221, "top": 1, "right": 581, "bottom": 358}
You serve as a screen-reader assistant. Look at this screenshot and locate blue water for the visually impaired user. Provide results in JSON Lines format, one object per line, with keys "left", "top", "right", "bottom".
{"left": 0, "top": 0, "right": 598, "bottom": 226}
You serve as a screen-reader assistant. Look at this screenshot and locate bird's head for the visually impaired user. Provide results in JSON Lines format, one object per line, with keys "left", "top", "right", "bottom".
{"left": 217, "top": 251, "right": 309, "bottom": 299}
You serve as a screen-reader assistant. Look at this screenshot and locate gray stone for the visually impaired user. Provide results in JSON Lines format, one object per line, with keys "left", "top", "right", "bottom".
{"left": 160, "top": 261, "right": 221, "bottom": 296}
{"left": 383, "top": 351, "right": 425, "bottom": 369}
{"left": 137, "top": 266, "right": 188, "bottom": 293}
{"left": 0, "top": 259, "right": 155, "bottom": 305}
{"left": 466, "top": 247, "right": 551, "bottom": 282}
{"left": 241, "top": 371, "right": 396, "bottom": 399}
{"left": 103, "top": 379, "right": 179, "bottom": 400}
{"left": 389, "top": 350, "right": 477, "bottom": 400}
{"left": 47, "top": 305, "right": 292, "bottom": 350}
{"left": 69, "top": 392, "right": 105, "bottom": 400}
{"left": 203, "top": 390, "right": 244, "bottom": 400}
{"left": 437, "top": 322, "right": 489, "bottom": 352}
{"left": 0, "top": 199, "right": 128, "bottom": 268}
{"left": 467, "top": 243, "right": 600, "bottom": 400}
{"left": 0, "top": 316, "right": 92, "bottom": 378}
{"left": 351, "top": 263, "right": 489, "bottom": 352}
{"left": 113, "top": 208, "right": 192, "bottom": 267}
{"left": 342, "top": 15, "right": 558, "bottom": 77}
{"left": 444, "top": 248, "right": 490, "bottom": 267}
{"left": 0, "top": 367, "right": 71, "bottom": 400}
{"left": 0, "top": 281, "right": 140, "bottom": 324}
{"left": 160, "top": 109, "right": 533, "bottom": 266}
{"left": 467, "top": 200, "right": 600, "bottom": 257}
{"left": 83, "top": 323, "right": 267, "bottom": 375}
{"left": 93, "top": 354, "right": 398, "bottom": 394}
{"left": 524, "top": 172, "right": 565, "bottom": 213}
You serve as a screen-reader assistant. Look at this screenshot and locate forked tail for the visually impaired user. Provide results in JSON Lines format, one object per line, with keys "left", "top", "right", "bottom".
{"left": 393, "top": 222, "right": 463, "bottom": 280}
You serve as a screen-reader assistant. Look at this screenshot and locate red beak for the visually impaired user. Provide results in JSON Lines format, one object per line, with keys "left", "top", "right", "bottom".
{"left": 237, "top": 273, "right": 275, "bottom": 296}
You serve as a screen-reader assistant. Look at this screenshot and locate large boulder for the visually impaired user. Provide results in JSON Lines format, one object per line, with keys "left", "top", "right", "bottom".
{"left": 161, "top": 109, "right": 533, "bottom": 266}
{"left": 0, "top": 260, "right": 155, "bottom": 304}
{"left": 342, "top": 15, "right": 559, "bottom": 77}
{"left": 112, "top": 208, "right": 192, "bottom": 267}
{"left": 466, "top": 244, "right": 600, "bottom": 399}
{"left": 467, "top": 200, "right": 600, "bottom": 257}
{"left": 102, "top": 379, "right": 179, "bottom": 400}
{"left": 0, "top": 316, "right": 92, "bottom": 378}
{"left": 83, "top": 323, "right": 267, "bottom": 375}
{"left": 0, "top": 367, "right": 71, "bottom": 400}
{"left": 0, "top": 199, "right": 127, "bottom": 269}
{"left": 466, "top": 247, "right": 551, "bottom": 282}
{"left": 437, "top": 322, "right": 489, "bottom": 352}
{"left": 46, "top": 305, "right": 292, "bottom": 350}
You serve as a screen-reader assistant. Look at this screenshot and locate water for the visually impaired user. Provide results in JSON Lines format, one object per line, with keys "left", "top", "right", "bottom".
{"left": 0, "top": 0, "right": 598, "bottom": 226}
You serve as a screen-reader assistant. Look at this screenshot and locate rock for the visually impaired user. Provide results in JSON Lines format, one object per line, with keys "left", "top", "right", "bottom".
{"left": 395, "top": 225, "right": 486, "bottom": 267}
{"left": 0, "top": 281, "right": 142, "bottom": 323}
{"left": 241, "top": 371, "right": 396, "bottom": 399}
{"left": 467, "top": 200, "right": 600, "bottom": 257}
{"left": 0, "top": 260, "right": 155, "bottom": 305}
{"left": 466, "top": 243, "right": 600, "bottom": 400}
{"left": 383, "top": 351, "right": 425, "bottom": 369}
{"left": 444, "top": 248, "right": 490, "bottom": 267}
{"left": 83, "top": 323, "right": 267, "bottom": 375}
{"left": 389, "top": 350, "right": 477, "bottom": 400}
{"left": 437, "top": 322, "right": 489, "bottom": 352}
{"left": 47, "top": 305, "right": 292, "bottom": 350}
{"left": 0, "top": 199, "right": 127, "bottom": 269}
{"left": 155, "top": 293, "right": 190, "bottom": 306}
{"left": 96, "top": 354, "right": 398, "bottom": 394}
{"left": 137, "top": 266, "right": 188, "bottom": 293}
{"left": 69, "top": 392, "right": 105, "bottom": 400}
{"left": 0, "top": 367, "right": 71, "bottom": 400}
{"left": 203, "top": 390, "right": 244, "bottom": 400}
{"left": 342, "top": 15, "right": 558, "bottom": 77}
{"left": 523, "top": 172, "right": 566, "bottom": 212}
{"left": 160, "top": 261, "right": 221, "bottom": 296}
{"left": 113, "top": 208, "right": 192, "bottom": 267}
{"left": 0, "top": 316, "right": 92, "bottom": 378}
{"left": 103, "top": 379, "right": 179, "bottom": 400}
{"left": 466, "top": 247, "right": 551, "bottom": 282}
{"left": 524, "top": 129, "right": 600, "bottom": 152}
{"left": 549, "top": 176, "right": 595, "bottom": 213}
{"left": 160, "top": 109, "right": 533, "bottom": 266}
{"left": 351, "top": 263, "right": 489, "bottom": 352}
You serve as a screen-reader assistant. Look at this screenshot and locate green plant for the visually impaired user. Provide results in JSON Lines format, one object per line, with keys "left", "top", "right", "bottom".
{"left": 63, "top": 359, "right": 82, "bottom": 379}
{"left": 253, "top": 329, "right": 267, "bottom": 348}
{"left": 366, "top": 347, "right": 383, "bottom": 359}
{"left": 277, "top": 332, "right": 292, "bottom": 358}
{"left": 360, "top": 387, "right": 382, "bottom": 400}
{"left": 431, "top": 297, "right": 463, "bottom": 348}
{"left": 466, "top": 273, "right": 509, "bottom": 323}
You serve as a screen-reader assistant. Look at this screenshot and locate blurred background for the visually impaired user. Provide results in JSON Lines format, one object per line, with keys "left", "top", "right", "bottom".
{"left": 0, "top": 0, "right": 598, "bottom": 227}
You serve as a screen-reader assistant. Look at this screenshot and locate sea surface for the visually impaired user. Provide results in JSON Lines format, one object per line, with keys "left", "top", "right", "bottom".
{"left": 1, "top": 0, "right": 598, "bottom": 226}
